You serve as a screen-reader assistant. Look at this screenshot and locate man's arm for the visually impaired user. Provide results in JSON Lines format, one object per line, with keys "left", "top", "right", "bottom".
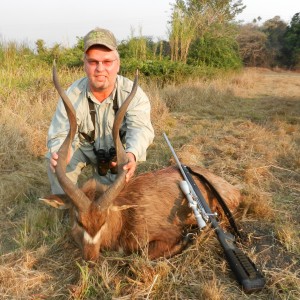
{"left": 47, "top": 78, "right": 87, "bottom": 160}
{"left": 122, "top": 87, "right": 155, "bottom": 162}
{"left": 47, "top": 98, "right": 72, "bottom": 158}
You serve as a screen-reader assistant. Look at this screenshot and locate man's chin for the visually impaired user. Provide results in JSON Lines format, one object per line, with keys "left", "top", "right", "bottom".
{"left": 94, "top": 81, "right": 108, "bottom": 89}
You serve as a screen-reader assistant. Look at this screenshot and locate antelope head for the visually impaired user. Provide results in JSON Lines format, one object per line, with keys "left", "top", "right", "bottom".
{"left": 42, "top": 62, "right": 138, "bottom": 261}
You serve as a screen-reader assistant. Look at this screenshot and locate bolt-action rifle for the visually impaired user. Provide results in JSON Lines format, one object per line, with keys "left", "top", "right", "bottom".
{"left": 163, "top": 133, "right": 266, "bottom": 293}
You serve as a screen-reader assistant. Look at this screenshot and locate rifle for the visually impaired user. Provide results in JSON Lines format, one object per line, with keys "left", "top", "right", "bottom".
{"left": 163, "top": 132, "right": 266, "bottom": 293}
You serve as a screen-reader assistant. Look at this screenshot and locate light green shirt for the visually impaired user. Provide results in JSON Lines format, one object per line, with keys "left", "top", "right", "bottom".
{"left": 47, "top": 75, "right": 154, "bottom": 161}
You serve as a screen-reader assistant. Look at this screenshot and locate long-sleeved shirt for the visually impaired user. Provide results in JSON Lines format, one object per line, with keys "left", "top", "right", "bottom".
{"left": 47, "top": 74, "right": 155, "bottom": 161}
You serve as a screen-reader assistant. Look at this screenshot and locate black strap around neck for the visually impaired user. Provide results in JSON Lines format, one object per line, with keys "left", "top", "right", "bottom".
{"left": 80, "top": 90, "right": 119, "bottom": 145}
{"left": 87, "top": 97, "right": 96, "bottom": 142}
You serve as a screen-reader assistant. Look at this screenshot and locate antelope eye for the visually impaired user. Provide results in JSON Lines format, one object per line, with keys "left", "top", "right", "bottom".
{"left": 74, "top": 211, "right": 85, "bottom": 229}
{"left": 76, "top": 217, "right": 85, "bottom": 229}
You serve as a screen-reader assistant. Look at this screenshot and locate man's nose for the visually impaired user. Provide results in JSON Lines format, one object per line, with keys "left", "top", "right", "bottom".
{"left": 96, "top": 61, "right": 105, "bottom": 71}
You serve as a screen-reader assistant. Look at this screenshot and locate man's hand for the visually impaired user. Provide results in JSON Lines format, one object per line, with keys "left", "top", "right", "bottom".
{"left": 110, "top": 152, "right": 136, "bottom": 182}
{"left": 50, "top": 152, "right": 59, "bottom": 173}
{"left": 49, "top": 150, "right": 71, "bottom": 173}
{"left": 124, "top": 152, "right": 136, "bottom": 182}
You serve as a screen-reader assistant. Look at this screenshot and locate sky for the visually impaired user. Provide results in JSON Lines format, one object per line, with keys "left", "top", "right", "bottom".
{"left": 0, "top": 0, "right": 299, "bottom": 48}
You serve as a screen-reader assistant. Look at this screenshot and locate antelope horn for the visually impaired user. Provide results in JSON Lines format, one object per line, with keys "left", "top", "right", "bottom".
{"left": 96, "top": 70, "right": 139, "bottom": 209}
{"left": 52, "top": 61, "right": 90, "bottom": 212}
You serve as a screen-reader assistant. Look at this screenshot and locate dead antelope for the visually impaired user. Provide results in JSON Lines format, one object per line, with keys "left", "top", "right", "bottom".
{"left": 40, "top": 67, "right": 241, "bottom": 262}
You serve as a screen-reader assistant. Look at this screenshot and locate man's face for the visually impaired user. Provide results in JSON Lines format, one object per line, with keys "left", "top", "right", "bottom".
{"left": 84, "top": 45, "right": 120, "bottom": 93}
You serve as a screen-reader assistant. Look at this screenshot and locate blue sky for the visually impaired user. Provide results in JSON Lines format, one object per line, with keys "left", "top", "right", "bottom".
{"left": 0, "top": 0, "right": 298, "bottom": 48}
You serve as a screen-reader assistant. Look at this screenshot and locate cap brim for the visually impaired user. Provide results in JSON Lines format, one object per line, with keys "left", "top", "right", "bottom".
{"left": 84, "top": 42, "right": 116, "bottom": 52}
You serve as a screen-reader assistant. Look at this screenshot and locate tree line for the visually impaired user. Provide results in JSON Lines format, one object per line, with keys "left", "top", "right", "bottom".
{"left": 167, "top": 0, "right": 300, "bottom": 69}
{"left": 1, "top": 0, "right": 299, "bottom": 83}
{"left": 238, "top": 13, "right": 300, "bottom": 68}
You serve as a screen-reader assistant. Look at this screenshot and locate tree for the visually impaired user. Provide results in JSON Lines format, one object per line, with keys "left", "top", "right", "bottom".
{"left": 168, "top": 0, "right": 245, "bottom": 64}
{"left": 168, "top": 4, "right": 199, "bottom": 63}
{"left": 261, "top": 16, "right": 287, "bottom": 67}
{"left": 189, "top": 23, "right": 241, "bottom": 68}
{"left": 281, "top": 12, "right": 300, "bottom": 69}
{"left": 237, "top": 24, "right": 268, "bottom": 67}
{"left": 35, "top": 39, "right": 47, "bottom": 55}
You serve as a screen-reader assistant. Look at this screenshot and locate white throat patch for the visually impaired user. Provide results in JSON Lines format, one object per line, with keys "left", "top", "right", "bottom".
{"left": 83, "top": 224, "right": 106, "bottom": 245}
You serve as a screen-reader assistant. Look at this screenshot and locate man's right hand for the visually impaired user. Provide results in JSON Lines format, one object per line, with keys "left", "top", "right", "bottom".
{"left": 49, "top": 152, "right": 59, "bottom": 173}
{"left": 50, "top": 149, "right": 72, "bottom": 173}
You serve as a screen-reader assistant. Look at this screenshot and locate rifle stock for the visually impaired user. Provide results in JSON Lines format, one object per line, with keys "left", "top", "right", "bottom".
{"left": 163, "top": 133, "right": 266, "bottom": 293}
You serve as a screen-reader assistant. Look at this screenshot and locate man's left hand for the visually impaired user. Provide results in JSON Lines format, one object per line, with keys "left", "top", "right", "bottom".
{"left": 123, "top": 152, "right": 136, "bottom": 182}
{"left": 110, "top": 152, "right": 136, "bottom": 182}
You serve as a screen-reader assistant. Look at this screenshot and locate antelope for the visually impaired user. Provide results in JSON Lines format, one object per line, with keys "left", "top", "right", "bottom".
{"left": 40, "top": 67, "right": 241, "bottom": 262}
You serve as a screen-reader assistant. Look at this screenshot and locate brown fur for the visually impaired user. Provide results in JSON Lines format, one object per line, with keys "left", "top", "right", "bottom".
{"left": 42, "top": 165, "right": 241, "bottom": 261}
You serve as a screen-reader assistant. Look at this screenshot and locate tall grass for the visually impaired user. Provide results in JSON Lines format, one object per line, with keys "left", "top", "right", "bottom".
{"left": 0, "top": 43, "right": 299, "bottom": 299}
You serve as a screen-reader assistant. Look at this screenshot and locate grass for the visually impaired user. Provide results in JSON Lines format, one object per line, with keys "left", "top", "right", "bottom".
{"left": 0, "top": 50, "right": 299, "bottom": 300}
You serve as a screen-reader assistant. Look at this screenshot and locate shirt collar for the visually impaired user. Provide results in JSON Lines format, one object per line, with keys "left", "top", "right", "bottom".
{"left": 86, "top": 82, "right": 117, "bottom": 104}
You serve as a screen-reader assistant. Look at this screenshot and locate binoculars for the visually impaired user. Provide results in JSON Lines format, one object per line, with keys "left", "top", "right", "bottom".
{"left": 94, "top": 147, "right": 117, "bottom": 176}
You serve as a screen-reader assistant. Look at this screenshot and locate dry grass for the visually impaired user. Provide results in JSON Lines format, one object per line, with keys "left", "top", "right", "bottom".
{"left": 0, "top": 62, "right": 299, "bottom": 299}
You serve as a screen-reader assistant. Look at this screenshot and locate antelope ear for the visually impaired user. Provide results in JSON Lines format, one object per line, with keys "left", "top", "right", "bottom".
{"left": 39, "top": 194, "right": 72, "bottom": 210}
{"left": 110, "top": 204, "right": 139, "bottom": 211}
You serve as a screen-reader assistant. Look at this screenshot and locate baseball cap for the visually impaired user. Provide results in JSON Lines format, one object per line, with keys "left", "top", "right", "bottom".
{"left": 84, "top": 28, "right": 117, "bottom": 52}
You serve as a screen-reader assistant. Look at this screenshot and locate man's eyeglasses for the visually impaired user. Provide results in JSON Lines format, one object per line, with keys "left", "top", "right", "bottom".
{"left": 85, "top": 58, "right": 117, "bottom": 68}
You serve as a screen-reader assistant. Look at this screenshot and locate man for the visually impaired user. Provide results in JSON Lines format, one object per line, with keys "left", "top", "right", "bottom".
{"left": 47, "top": 27, "right": 154, "bottom": 194}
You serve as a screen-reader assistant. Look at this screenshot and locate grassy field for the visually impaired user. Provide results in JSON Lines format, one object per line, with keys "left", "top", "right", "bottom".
{"left": 0, "top": 55, "right": 299, "bottom": 300}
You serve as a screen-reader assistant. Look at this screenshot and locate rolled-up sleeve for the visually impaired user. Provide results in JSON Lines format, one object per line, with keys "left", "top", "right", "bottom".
{"left": 123, "top": 86, "right": 155, "bottom": 161}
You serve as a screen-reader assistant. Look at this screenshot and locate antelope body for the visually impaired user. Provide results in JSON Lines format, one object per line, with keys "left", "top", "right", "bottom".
{"left": 41, "top": 67, "right": 241, "bottom": 261}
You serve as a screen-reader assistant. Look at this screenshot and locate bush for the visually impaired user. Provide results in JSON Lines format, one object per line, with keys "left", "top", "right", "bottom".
{"left": 120, "top": 58, "right": 218, "bottom": 85}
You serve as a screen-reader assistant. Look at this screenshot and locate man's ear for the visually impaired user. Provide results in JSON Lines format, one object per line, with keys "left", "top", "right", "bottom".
{"left": 39, "top": 194, "right": 72, "bottom": 210}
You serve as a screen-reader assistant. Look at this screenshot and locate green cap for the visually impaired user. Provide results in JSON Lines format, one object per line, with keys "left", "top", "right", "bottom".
{"left": 84, "top": 28, "right": 117, "bottom": 52}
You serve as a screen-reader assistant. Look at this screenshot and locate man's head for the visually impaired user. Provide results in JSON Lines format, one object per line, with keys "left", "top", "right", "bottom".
{"left": 83, "top": 28, "right": 120, "bottom": 96}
